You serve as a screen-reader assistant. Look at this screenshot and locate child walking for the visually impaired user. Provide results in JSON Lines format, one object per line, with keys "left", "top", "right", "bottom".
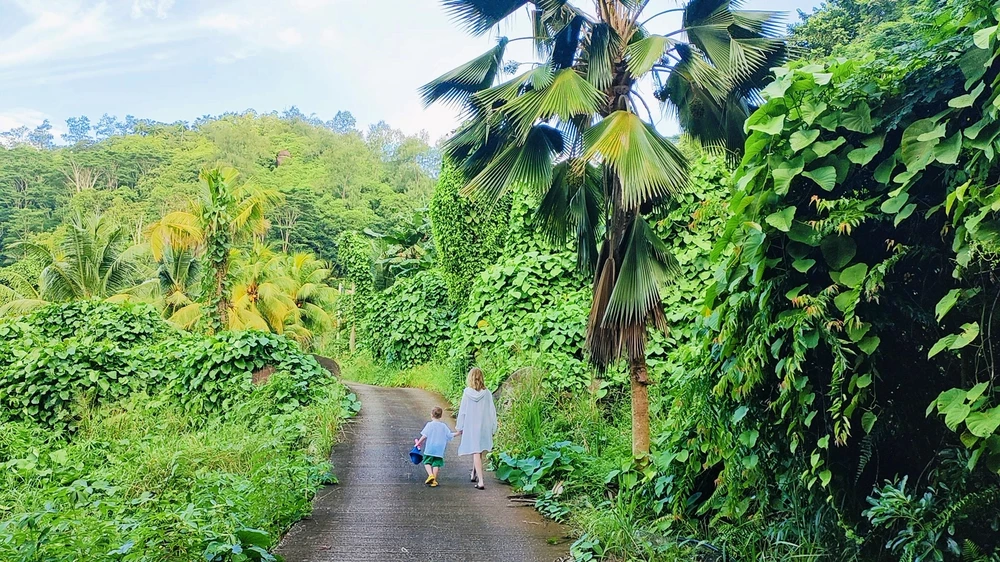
{"left": 414, "top": 407, "right": 457, "bottom": 487}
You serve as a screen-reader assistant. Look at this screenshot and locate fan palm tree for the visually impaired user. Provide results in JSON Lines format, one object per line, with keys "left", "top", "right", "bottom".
{"left": 422, "top": 0, "right": 785, "bottom": 455}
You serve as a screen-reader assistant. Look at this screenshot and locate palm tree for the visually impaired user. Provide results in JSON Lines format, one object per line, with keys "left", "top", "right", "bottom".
{"left": 157, "top": 243, "right": 202, "bottom": 321}
{"left": 422, "top": 0, "right": 785, "bottom": 455}
{"left": 230, "top": 244, "right": 299, "bottom": 334}
{"left": 25, "top": 214, "right": 143, "bottom": 293}
{"left": 146, "top": 167, "right": 282, "bottom": 331}
{"left": 282, "top": 252, "right": 337, "bottom": 347}
{"left": 0, "top": 269, "right": 44, "bottom": 317}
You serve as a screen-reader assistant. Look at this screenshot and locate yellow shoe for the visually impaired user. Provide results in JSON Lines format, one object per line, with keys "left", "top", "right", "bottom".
{"left": 425, "top": 474, "right": 434, "bottom": 485}
{"left": 429, "top": 478, "right": 439, "bottom": 487}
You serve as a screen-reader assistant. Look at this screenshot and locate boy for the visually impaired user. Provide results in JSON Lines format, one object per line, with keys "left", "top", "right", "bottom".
{"left": 414, "top": 407, "right": 457, "bottom": 487}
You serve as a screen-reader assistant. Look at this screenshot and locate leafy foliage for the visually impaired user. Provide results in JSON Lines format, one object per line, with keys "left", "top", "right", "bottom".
{"left": 452, "top": 251, "right": 593, "bottom": 390}
{"left": 165, "top": 330, "right": 333, "bottom": 418}
{"left": 495, "top": 441, "right": 585, "bottom": 494}
{"left": 0, "top": 301, "right": 172, "bottom": 430}
{"left": 428, "top": 159, "right": 509, "bottom": 307}
{"left": 360, "top": 269, "right": 456, "bottom": 369}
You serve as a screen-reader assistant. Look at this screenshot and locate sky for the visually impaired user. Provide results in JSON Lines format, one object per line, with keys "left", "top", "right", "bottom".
{"left": 0, "top": 0, "right": 823, "bottom": 143}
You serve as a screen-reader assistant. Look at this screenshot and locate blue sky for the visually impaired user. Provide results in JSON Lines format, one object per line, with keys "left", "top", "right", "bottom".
{"left": 0, "top": 0, "right": 822, "bottom": 142}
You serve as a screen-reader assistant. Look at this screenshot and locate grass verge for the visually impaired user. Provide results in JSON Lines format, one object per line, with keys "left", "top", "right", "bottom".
{"left": 0, "top": 375, "right": 353, "bottom": 562}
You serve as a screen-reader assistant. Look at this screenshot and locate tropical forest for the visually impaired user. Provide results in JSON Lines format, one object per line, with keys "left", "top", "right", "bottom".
{"left": 2, "top": 0, "right": 1000, "bottom": 560}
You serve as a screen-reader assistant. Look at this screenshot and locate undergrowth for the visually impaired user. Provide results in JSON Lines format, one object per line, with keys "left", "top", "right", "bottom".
{"left": 0, "top": 376, "right": 351, "bottom": 561}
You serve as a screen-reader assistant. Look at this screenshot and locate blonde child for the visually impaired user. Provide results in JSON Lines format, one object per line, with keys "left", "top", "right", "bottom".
{"left": 414, "top": 407, "right": 458, "bottom": 487}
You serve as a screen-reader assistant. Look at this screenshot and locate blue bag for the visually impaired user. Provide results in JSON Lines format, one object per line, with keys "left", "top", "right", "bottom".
{"left": 409, "top": 445, "right": 423, "bottom": 465}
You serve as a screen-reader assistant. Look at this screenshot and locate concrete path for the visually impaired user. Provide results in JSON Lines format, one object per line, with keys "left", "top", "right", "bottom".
{"left": 275, "top": 383, "right": 570, "bottom": 562}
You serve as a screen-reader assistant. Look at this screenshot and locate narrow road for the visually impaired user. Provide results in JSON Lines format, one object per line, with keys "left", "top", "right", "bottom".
{"left": 275, "top": 383, "right": 569, "bottom": 562}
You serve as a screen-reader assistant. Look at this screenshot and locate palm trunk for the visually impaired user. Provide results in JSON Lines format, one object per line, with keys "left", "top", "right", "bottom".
{"left": 215, "top": 260, "right": 230, "bottom": 329}
{"left": 630, "top": 354, "right": 651, "bottom": 457}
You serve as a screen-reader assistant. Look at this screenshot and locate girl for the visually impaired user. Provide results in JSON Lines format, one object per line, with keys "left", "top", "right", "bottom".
{"left": 455, "top": 367, "right": 497, "bottom": 490}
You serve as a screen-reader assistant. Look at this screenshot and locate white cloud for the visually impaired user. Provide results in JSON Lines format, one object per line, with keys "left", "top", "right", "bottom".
{"left": 197, "top": 12, "right": 253, "bottom": 32}
{"left": 131, "top": 0, "right": 174, "bottom": 19}
{"left": 0, "top": 108, "right": 68, "bottom": 138}
{"left": 276, "top": 27, "right": 303, "bottom": 47}
{"left": 215, "top": 50, "right": 251, "bottom": 64}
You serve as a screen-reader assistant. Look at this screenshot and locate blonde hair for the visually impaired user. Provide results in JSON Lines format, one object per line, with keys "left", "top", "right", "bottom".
{"left": 466, "top": 367, "right": 486, "bottom": 392}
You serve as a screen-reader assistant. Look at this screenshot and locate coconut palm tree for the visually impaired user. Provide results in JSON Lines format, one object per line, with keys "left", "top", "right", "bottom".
{"left": 146, "top": 167, "right": 282, "bottom": 331}
{"left": 0, "top": 268, "right": 44, "bottom": 317}
{"left": 422, "top": 0, "right": 785, "bottom": 455}
{"left": 282, "top": 252, "right": 337, "bottom": 346}
{"left": 21, "top": 213, "right": 142, "bottom": 294}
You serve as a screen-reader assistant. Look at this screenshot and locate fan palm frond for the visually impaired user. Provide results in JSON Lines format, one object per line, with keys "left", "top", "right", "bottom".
{"left": 584, "top": 111, "right": 688, "bottom": 210}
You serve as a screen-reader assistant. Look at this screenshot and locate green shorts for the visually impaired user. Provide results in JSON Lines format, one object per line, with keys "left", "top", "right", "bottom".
{"left": 423, "top": 455, "right": 444, "bottom": 468}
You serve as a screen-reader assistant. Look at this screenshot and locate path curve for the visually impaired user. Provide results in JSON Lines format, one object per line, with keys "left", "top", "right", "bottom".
{"left": 275, "top": 383, "right": 569, "bottom": 562}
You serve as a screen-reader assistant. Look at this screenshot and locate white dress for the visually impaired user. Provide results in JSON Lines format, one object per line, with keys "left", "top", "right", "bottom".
{"left": 456, "top": 387, "right": 497, "bottom": 456}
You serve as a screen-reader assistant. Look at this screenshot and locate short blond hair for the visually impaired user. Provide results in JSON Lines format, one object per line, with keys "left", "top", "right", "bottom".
{"left": 466, "top": 367, "right": 486, "bottom": 391}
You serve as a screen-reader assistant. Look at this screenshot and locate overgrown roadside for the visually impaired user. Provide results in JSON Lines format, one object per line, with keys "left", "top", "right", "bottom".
{"left": 0, "top": 301, "right": 358, "bottom": 561}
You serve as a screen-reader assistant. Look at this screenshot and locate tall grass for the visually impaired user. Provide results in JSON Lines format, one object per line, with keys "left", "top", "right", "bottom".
{"left": 0, "top": 375, "right": 349, "bottom": 561}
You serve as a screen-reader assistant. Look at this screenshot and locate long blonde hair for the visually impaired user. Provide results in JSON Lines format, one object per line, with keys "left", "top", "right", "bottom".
{"left": 466, "top": 367, "right": 486, "bottom": 391}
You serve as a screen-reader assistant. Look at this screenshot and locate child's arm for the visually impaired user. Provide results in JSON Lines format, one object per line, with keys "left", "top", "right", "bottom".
{"left": 415, "top": 435, "right": 427, "bottom": 449}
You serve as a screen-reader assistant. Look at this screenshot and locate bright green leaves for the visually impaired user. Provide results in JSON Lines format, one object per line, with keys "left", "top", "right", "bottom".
{"left": 625, "top": 35, "right": 676, "bottom": 76}
{"left": 880, "top": 193, "right": 909, "bottom": 214}
{"left": 811, "top": 137, "right": 846, "bottom": 158}
{"left": 934, "top": 134, "right": 963, "bottom": 165}
{"left": 935, "top": 289, "right": 962, "bottom": 322}
{"left": 862, "top": 412, "right": 878, "bottom": 434}
{"left": 748, "top": 114, "right": 786, "bottom": 135}
{"left": 799, "top": 99, "right": 828, "bottom": 126}
{"left": 973, "top": 25, "right": 998, "bottom": 49}
{"left": 772, "top": 156, "right": 805, "bottom": 195}
{"left": 790, "top": 129, "right": 820, "bottom": 152}
{"left": 738, "top": 429, "right": 759, "bottom": 448}
{"left": 841, "top": 102, "right": 873, "bottom": 134}
{"left": 584, "top": 111, "right": 687, "bottom": 211}
{"left": 900, "top": 118, "right": 946, "bottom": 173}
{"left": 765, "top": 206, "right": 796, "bottom": 232}
{"left": 928, "top": 322, "right": 980, "bottom": 358}
{"left": 966, "top": 408, "right": 1000, "bottom": 438}
{"left": 502, "top": 68, "right": 604, "bottom": 140}
{"left": 848, "top": 135, "right": 885, "bottom": 165}
{"left": 803, "top": 166, "right": 838, "bottom": 191}
{"left": 931, "top": 383, "right": 1000, "bottom": 438}
{"left": 949, "top": 82, "right": 986, "bottom": 108}
{"left": 838, "top": 263, "right": 868, "bottom": 288}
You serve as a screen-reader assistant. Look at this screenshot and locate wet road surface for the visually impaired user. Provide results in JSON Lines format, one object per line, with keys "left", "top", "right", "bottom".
{"left": 275, "top": 383, "right": 570, "bottom": 562}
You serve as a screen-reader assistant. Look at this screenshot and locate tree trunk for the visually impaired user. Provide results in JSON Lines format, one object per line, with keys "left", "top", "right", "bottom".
{"left": 630, "top": 354, "right": 651, "bottom": 458}
{"left": 349, "top": 325, "right": 356, "bottom": 353}
{"left": 215, "top": 260, "right": 230, "bottom": 329}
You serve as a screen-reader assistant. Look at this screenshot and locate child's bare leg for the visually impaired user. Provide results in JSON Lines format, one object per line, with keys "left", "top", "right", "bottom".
{"left": 473, "top": 453, "right": 485, "bottom": 486}
{"left": 432, "top": 466, "right": 440, "bottom": 479}
{"left": 424, "top": 464, "right": 434, "bottom": 477}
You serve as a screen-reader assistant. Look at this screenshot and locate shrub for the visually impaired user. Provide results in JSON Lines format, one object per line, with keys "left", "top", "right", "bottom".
{"left": 166, "top": 330, "right": 334, "bottom": 417}
{"left": 0, "top": 301, "right": 175, "bottom": 430}
{"left": 452, "top": 251, "right": 592, "bottom": 390}
{"left": 360, "top": 269, "right": 456, "bottom": 369}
